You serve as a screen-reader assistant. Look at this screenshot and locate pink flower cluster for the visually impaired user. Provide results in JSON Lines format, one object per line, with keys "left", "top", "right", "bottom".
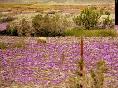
{"left": 0, "top": 23, "right": 8, "bottom": 31}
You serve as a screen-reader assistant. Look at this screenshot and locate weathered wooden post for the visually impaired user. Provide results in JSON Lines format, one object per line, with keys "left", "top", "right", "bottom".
{"left": 77, "top": 36, "right": 85, "bottom": 88}
{"left": 80, "top": 36, "right": 84, "bottom": 60}
{"left": 80, "top": 36, "right": 84, "bottom": 88}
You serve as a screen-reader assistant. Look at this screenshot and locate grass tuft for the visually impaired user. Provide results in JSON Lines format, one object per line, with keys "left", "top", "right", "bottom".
{"left": 0, "top": 42, "right": 7, "bottom": 50}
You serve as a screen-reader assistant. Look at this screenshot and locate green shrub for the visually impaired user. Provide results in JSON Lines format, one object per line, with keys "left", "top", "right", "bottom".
{"left": 90, "top": 60, "right": 107, "bottom": 88}
{"left": 32, "top": 14, "right": 69, "bottom": 37}
{"left": 73, "top": 7, "right": 101, "bottom": 29}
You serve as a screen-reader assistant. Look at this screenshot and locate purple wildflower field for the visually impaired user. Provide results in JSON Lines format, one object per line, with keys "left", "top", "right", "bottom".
{"left": 0, "top": 37, "right": 118, "bottom": 87}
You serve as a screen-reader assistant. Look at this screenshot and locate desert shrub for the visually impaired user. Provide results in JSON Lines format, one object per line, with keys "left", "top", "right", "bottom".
{"left": 73, "top": 7, "right": 101, "bottom": 29}
{"left": 0, "top": 16, "right": 16, "bottom": 23}
{"left": 66, "top": 60, "right": 107, "bottom": 88}
{"left": 66, "top": 58, "right": 88, "bottom": 88}
{"left": 6, "top": 24, "right": 18, "bottom": 36}
{"left": 32, "top": 14, "right": 69, "bottom": 37}
{"left": 7, "top": 18, "right": 33, "bottom": 36}
{"left": 90, "top": 60, "right": 107, "bottom": 88}
{"left": 17, "top": 18, "right": 33, "bottom": 36}
{"left": 102, "top": 15, "right": 113, "bottom": 29}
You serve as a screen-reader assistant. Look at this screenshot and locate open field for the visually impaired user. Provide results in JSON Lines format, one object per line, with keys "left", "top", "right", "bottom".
{"left": 0, "top": 37, "right": 118, "bottom": 88}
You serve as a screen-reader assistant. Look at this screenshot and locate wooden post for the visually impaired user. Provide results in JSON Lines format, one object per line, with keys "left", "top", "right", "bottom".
{"left": 81, "top": 36, "right": 84, "bottom": 59}
{"left": 79, "top": 36, "right": 84, "bottom": 88}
